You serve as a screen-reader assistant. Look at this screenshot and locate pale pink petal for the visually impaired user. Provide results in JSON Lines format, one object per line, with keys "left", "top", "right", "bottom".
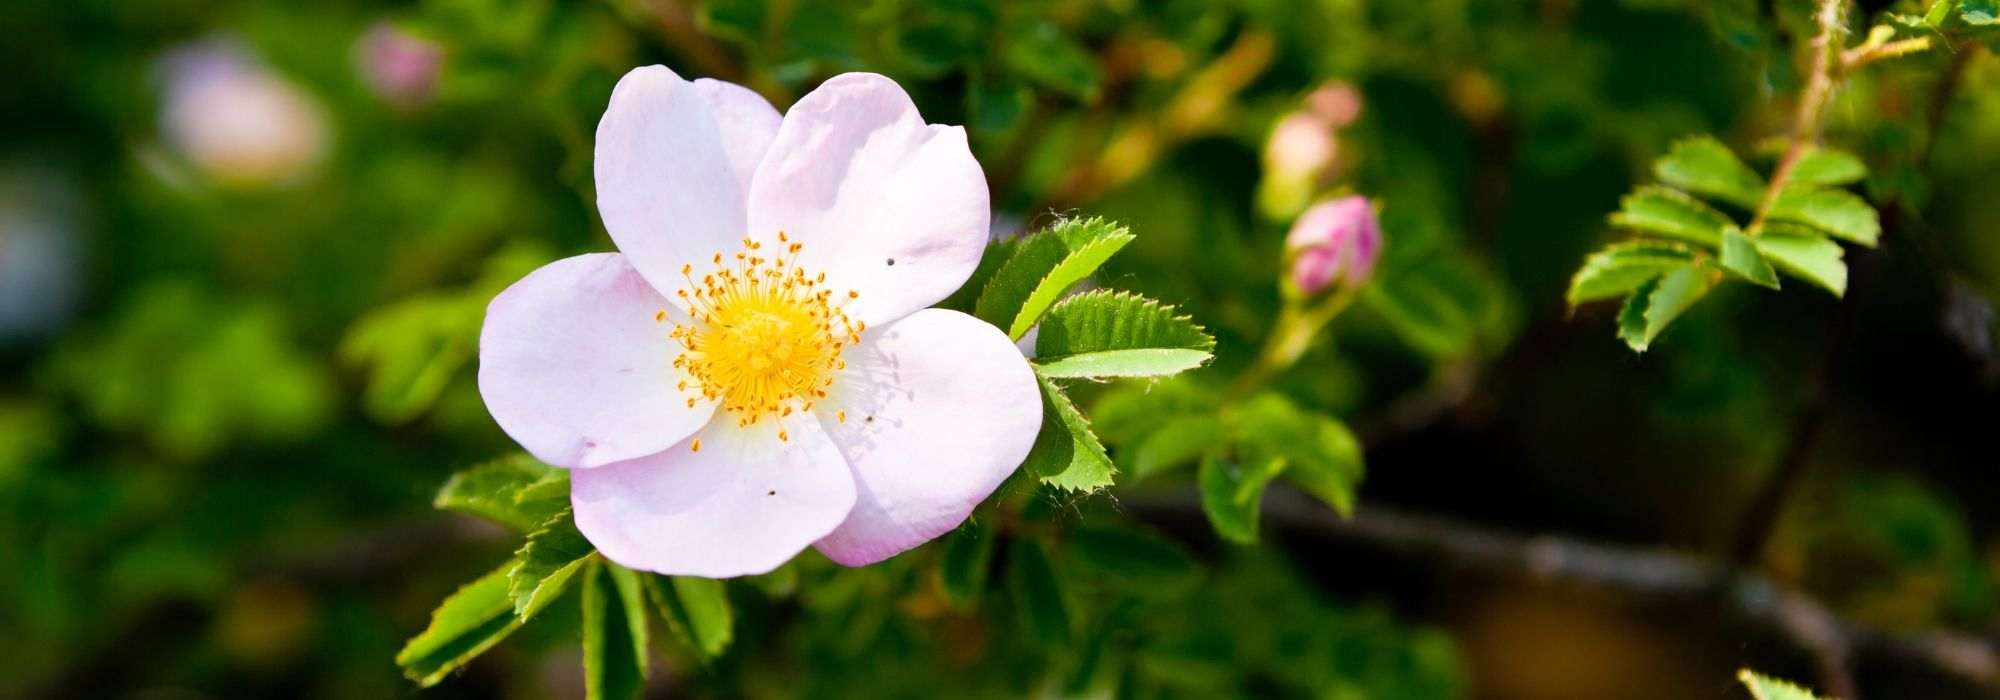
{"left": 747, "top": 73, "right": 989, "bottom": 327}
{"left": 690, "top": 78, "right": 780, "bottom": 196}
{"left": 812, "top": 309, "right": 1040, "bottom": 566}
{"left": 477, "top": 253, "right": 714, "bottom": 469}
{"left": 572, "top": 416, "right": 857, "bottom": 578}
{"left": 594, "top": 65, "right": 750, "bottom": 300}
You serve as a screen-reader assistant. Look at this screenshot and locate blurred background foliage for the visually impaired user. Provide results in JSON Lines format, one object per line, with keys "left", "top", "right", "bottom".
{"left": 3, "top": 0, "right": 1998, "bottom": 698}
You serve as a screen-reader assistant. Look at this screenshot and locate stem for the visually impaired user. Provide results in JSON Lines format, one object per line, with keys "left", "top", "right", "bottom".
{"left": 1747, "top": 0, "right": 1846, "bottom": 234}
{"left": 1227, "top": 287, "right": 1357, "bottom": 400}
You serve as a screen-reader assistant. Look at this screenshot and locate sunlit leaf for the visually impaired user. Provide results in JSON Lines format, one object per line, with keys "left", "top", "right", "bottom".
{"left": 1719, "top": 228, "right": 1779, "bottom": 289}
{"left": 1767, "top": 187, "right": 1880, "bottom": 247}
{"left": 1654, "top": 135, "right": 1766, "bottom": 209}
{"left": 1737, "top": 669, "right": 1826, "bottom": 700}
{"left": 1021, "top": 375, "right": 1116, "bottom": 491}
{"left": 976, "top": 217, "right": 1134, "bottom": 340}
{"left": 644, "top": 574, "right": 733, "bottom": 660}
{"left": 508, "top": 509, "right": 595, "bottom": 620}
{"left": 1787, "top": 147, "right": 1868, "bottom": 187}
{"left": 1199, "top": 453, "right": 1284, "bottom": 544}
{"left": 1607, "top": 186, "right": 1733, "bottom": 246}
{"left": 434, "top": 454, "right": 568, "bottom": 532}
{"left": 1752, "top": 225, "right": 1848, "bottom": 296}
{"left": 1618, "top": 265, "right": 1716, "bottom": 352}
{"left": 1033, "top": 290, "right": 1214, "bottom": 379}
{"left": 1567, "top": 240, "right": 1698, "bottom": 305}
{"left": 395, "top": 563, "right": 523, "bottom": 687}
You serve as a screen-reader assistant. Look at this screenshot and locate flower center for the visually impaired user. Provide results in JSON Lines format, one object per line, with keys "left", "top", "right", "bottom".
{"left": 669, "top": 233, "right": 861, "bottom": 433}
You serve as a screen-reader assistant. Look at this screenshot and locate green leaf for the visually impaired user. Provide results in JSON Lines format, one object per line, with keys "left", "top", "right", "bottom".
{"left": 1737, "top": 669, "right": 1825, "bottom": 700}
{"left": 582, "top": 563, "right": 645, "bottom": 700}
{"left": 1965, "top": 0, "right": 1999, "bottom": 25}
{"left": 434, "top": 454, "right": 568, "bottom": 532}
{"left": 644, "top": 574, "right": 733, "bottom": 660}
{"left": 604, "top": 564, "right": 651, "bottom": 679}
{"left": 1065, "top": 524, "right": 1200, "bottom": 598}
{"left": 694, "top": 0, "right": 764, "bottom": 45}
{"left": 1033, "top": 290, "right": 1214, "bottom": 379}
{"left": 1751, "top": 226, "right": 1848, "bottom": 296}
{"left": 1607, "top": 186, "right": 1734, "bottom": 246}
{"left": 1362, "top": 253, "right": 1508, "bottom": 359}
{"left": 1232, "top": 394, "right": 1364, "bottom": 516}
{"left": 936, "top": 518, "right": 998, "bottom": 610}
{"left": 396, "top": 562, "right": 524, "bottom": 687}
{"left": 975, "top": 217, "right": 1134, "bottom": 340}
{"left": 1719, "top": 228, "right": 1780, "bottom": 289}
{"left": 1006, "top": 538, "right": 1072, "bottom": 647}
{"left": 1654, "top": 136, "right": 1767, "bottom": 209}
{"left": 1767, "top": 187, "right": 1881, "bottom": 247}
{"left": 937, "top": 236, "right": 1020, "bottom": 314}
{"left": 1129, "top": 414, "right": 1227, "bottom": 480}
{"left": 508, "top": 509, "right": 595, "bottom": 620}
{"left": 1567, "top": 240, "right": 1698, "bottom": 305}
{"left": 1199, "top": 453, "right": 1284, "bottom": 544}
{"left": 1787, "top": 147, "right": 1868, "bottom": 187}
{"left": 1021, "top": 375, "right": 1116, "bottom": 492}
{"left": 1618, "top": 266, "right": 1716, "bottom": 352}
{"left": 1003, "top": 22, "right": 1101, "bottom": 100}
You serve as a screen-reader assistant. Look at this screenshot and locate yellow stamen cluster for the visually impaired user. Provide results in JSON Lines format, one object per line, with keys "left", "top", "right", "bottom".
{"left": 666, "top": 232, "right": 862, "bottom": 435}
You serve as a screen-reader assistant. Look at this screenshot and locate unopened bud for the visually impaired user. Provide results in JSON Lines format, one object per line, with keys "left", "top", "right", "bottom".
{"left": 1285, "top": 195, "right": 1381, "bottom": 295}
{"left": 357, "top": 22, "right": 443, "bottom": 110}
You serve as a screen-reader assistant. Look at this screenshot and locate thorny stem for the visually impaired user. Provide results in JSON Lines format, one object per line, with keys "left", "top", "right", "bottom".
{"left": 1746, "top": 0, "right": 1847, "bottom": 235}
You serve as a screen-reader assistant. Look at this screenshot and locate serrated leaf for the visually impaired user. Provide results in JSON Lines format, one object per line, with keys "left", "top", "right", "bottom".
{"left": 937, "top": 518, "right": 997, "bottom": 610}
{"left": 434, "top": 454, "right": 568, "bottom": 532}
{"left": 1738, "top": 669, "right": 1826, "bottom": 700}
{"left": 1021, "top": 375, "right": 1116, "bottom": 491}
{"left": 1198, "top": 453, "right": 1284, "bottom": 544}
{"left": 1751, "top": 226, "right": 1848, "bottom": 296}
{"left": 1032, "top": 290, "right": 1214, "bottom": 379}
{"left": 975, "top": 217, "right": 1134, "bottom": 340}
{"left": 1787, "top": 147, "right": 1868, "bottom": 187}
{"left": 1655, "top": 136, "right": 1767, "bottom": 209}
{"left": 1065, "top": 524, "right": 1200, "bottom": 598}
{"left": 1232, "top": 394, "right": 1363, "bottom": 516}
{"left": 1006, "top": 538, "right": 1072, "bottom": 647}
{"left": 1129, "top": 414, "right": 1227, "bottom": 480}
{"left": 508, "top": 509, "right": 595, "bottom": 620}
{"left": 1607, "top": 186, "right": 1734, "bottom": 246}
{"left": 1720, "top": 228, "right": 1780, "bottom": 288}
{"left": 1567, "top": 240, "right": 1698, "bottom": 305}
{"left": 1618, "top": 266, "right": 1715, "bottom": 352}
{"left": 937, "top": 236, "right": 1020, "bottom": 314}
{"left": 643, "top": 574, "right": 733, "bottom": 660}
{"left": 1767, "top": 187, "right": 1881, "bottom": 247}
{"left": 582, "top": 563, "right": 645, "bottom": 700}
{"left": 396, "top": 562, "right": 524, "bottom": 687}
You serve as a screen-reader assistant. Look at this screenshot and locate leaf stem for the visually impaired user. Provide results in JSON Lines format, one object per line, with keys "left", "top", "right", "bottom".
{"left": 1227, "top": 286, "right": 1358, "bottom": 400}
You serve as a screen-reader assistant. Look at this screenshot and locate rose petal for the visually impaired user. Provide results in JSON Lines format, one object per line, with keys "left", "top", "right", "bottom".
{"left": 690, "top": 78, "right": 781, "bottom": 197}
{"left": 812, "top": 309, "right": 1041, "bottom": 566}
{"left": 594, "top": 65, "right": 754, "bottom": 301}
{"left": 573, "top": 415, "right": 857, "bottom": 578}
{"left": 478, "top": 253, "right": 714, "bottom": 468}
{"left": 747, "top": 72, "right": 990, "bottom": 327}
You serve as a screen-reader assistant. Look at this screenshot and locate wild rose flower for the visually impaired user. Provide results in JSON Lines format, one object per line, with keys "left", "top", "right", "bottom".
{"left": 159, "top": 40, "right": 328, "bottom": 186}
{"left": 1285, "top": 195, "right": 1381, "bottom": 296}
{"left": 479, "top": 67, "right": 1042, "bottom": 577}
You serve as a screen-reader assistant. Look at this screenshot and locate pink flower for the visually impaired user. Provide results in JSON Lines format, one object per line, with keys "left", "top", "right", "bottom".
{"left": 1285, "top": 195, "right": 1381, "bottom": 295}
{"left": 159, "top": 40, "right": 328, "bottom": 186}
{"left": 478, "top": 67, "right": 1041, "bottom": 577}
{"left": 356, "top": 22, "right": 443, "bottom": 110}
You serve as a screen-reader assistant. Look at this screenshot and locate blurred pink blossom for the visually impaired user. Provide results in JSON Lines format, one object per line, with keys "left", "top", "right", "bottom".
{"left": 357, "top": 22, "right": 443, "bottom": 110}
{"left": 1285, "top": 195, "right": 1381, "bottom": 295}
{"left": 159, "top": 39, "right": 329, "bottom": 186}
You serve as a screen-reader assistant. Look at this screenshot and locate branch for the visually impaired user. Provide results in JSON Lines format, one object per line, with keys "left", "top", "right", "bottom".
{"left": 1122, "top": 486, "right": 1999, "bottom": 698}
{"left": 1747, "top": 0, "right": 1846, "bottom": 234}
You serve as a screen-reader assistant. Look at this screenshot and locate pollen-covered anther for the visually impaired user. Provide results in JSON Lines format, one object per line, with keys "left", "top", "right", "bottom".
{"left": 670, "top": 234, "right": 858, "bottom": 432}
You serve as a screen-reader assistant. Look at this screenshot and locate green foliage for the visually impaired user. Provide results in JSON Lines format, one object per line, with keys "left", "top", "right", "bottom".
{"left": 936, "top": 518, "right": 997, "bottom": 610}
{"left": 643, "top": 572, "right": 734, "bottom": 660}
{"left": 433, "top": 454, "right": 569, "bottom": 531}
{"left": 395, "top": 563, "right": 525, "bottom": 687}
{"left": 1199, "top": 453, "right": 1283, "bottom": 544}
{"left": 1033, "top": 290, "right": 1215, "bottom": 379}
{"left": 508, "top": 509, "right": 596, "bottom": 620}
{"left": 1006, "top": 538, "right": 1073, "bottom": 648}
{"left": 1738, "top": 669, "right": 1826, "bottom": 700}
{"left": 1021, "top": 374, "right": 1117, "bottom": 492}
{"left": 974, "top": 216, "right": 1134, "bottom": 340}
{"left": 1573, "top": 136, "right": 1880, "bottom": 350}
{"left": 581, "top": 562, "right": 646, "bottom": 700}
{"left": 1065, "top": 524, "right": 1201, "bottom": 598}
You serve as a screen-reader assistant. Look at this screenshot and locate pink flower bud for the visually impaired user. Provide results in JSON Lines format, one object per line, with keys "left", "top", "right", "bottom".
{"left": 357, "top": 22, "right": 443, "bottom": 110}
{"left": 1285, "top": 195, "right": 1381, "bottom": 295}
